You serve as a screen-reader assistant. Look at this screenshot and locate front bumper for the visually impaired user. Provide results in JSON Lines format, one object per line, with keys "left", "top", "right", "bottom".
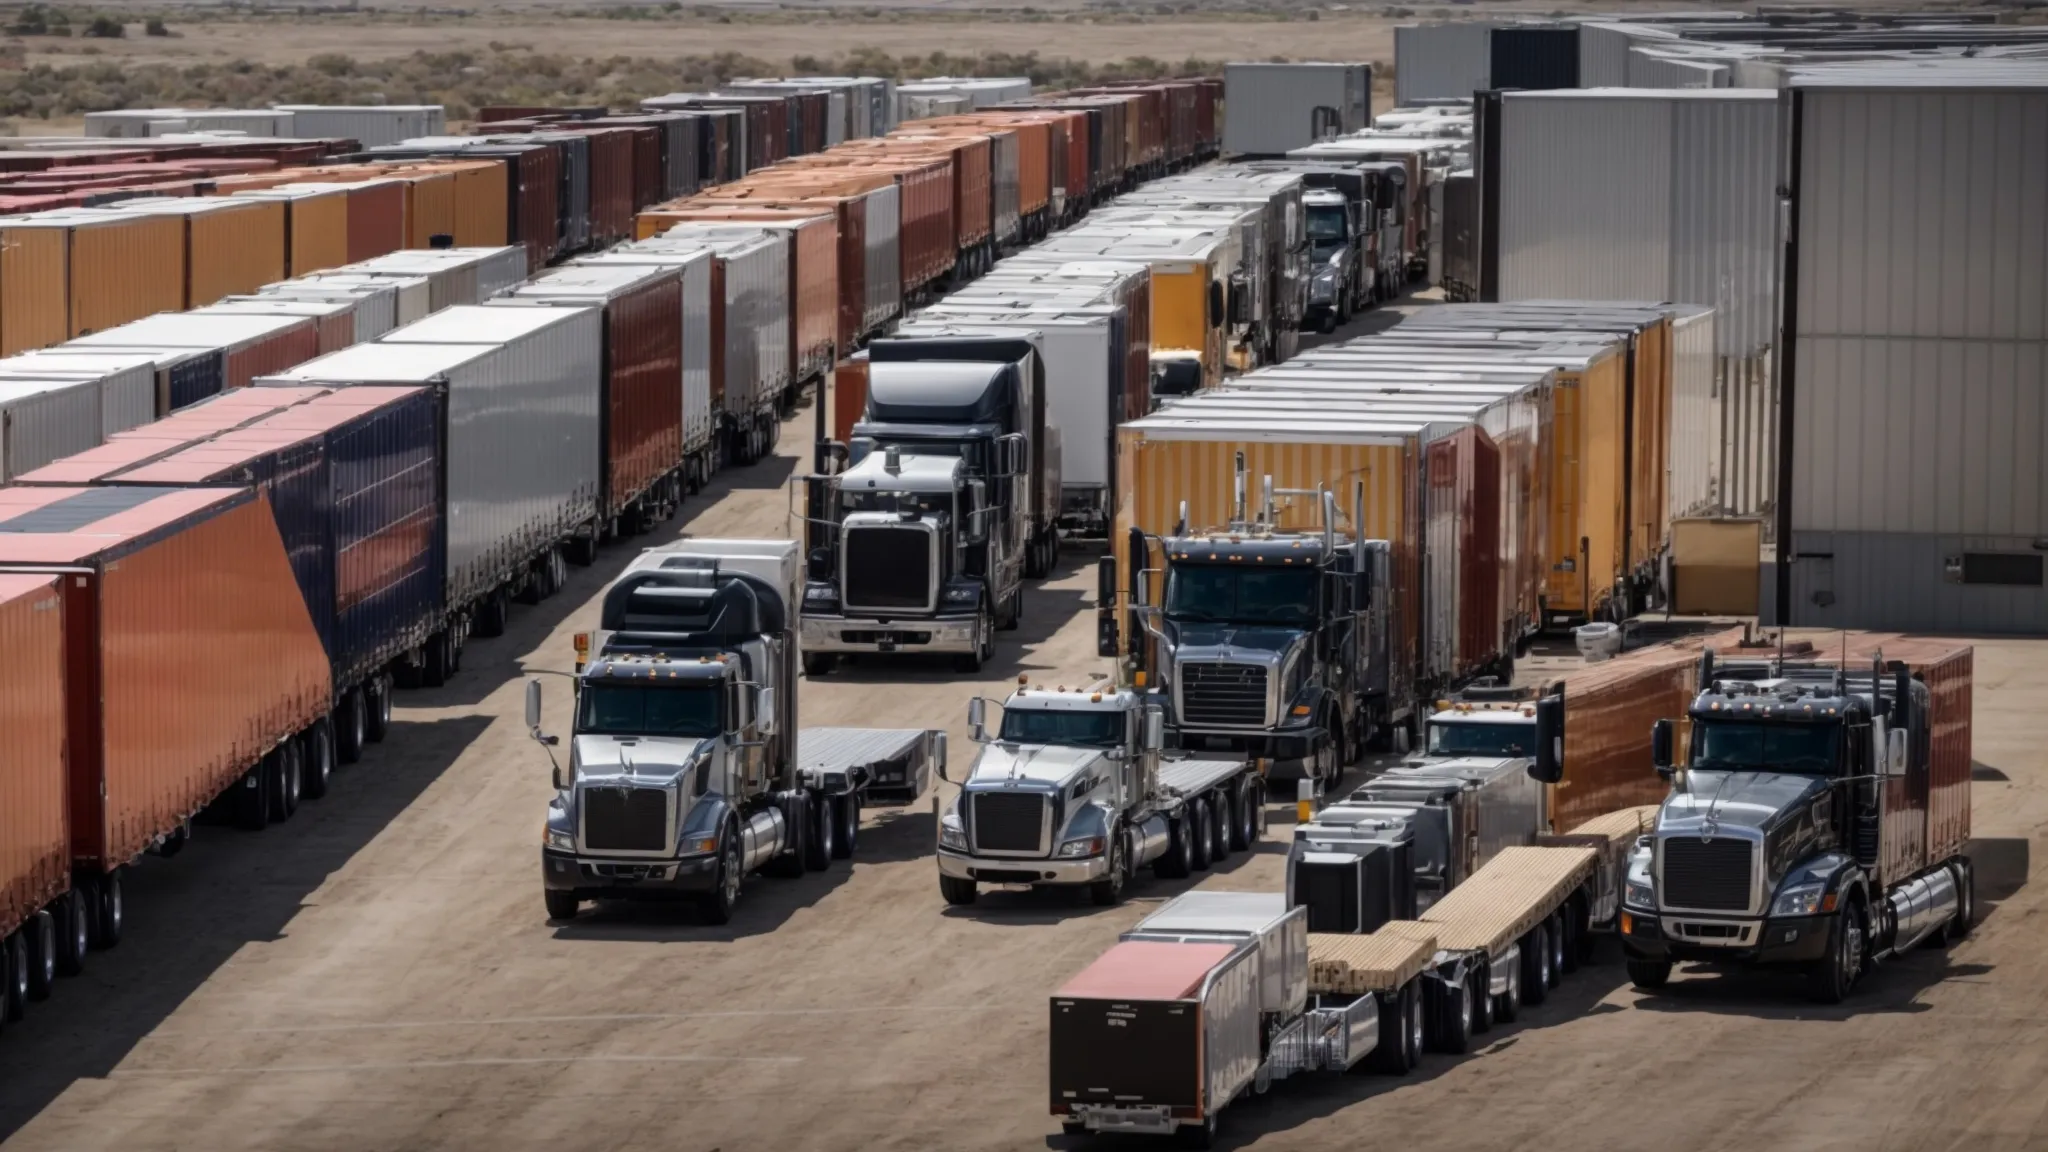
{"left": 1172, "top": 726, "right": 1319, "bottom": 763}
{"left": 1620, "top": 907, "right": 1833, "bottom": 967}
{"left": 802, "top": 613, "right": 980, "bottom": 654}
{"left": 543, "top": 847, "right": 719, "bottom": 900}
{"left": 938, "top": 848, "right": 1110, "bottom": 886}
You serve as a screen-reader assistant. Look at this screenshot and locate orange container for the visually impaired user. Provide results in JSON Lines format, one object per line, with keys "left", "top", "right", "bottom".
{"left": 234, "top": 186, "right": 350, "bottom": 276}
{"left": 0, "top": 573, "right": 68, "bottom": 940}
{"left": 919, "top": 115, "right": 1054, "bottom": 218}
{"left": 400, "top": 168, "right": 458, "bottom": 248}
{"left": 643, "top": 205, "right": 841, "bottom": 369}
{"left": 409, "top": 159, "right": 510, "bottom": 248}
{"left": 121, "top": 197, "right": 288, "bottom": 308}
{"left": 831, "top": 359, "right": 868, "bottom": 445}
{"left": 67, "top": 211, "right": 186, "bottom": 338}
{"left": 0, "top": 222, "right": 71, "bottom": 354}
{"left": 778, "top": 155, "right": 953, "bottom": 292}
{"left": 0, "top": 486, "right": 329, "bottom": 872}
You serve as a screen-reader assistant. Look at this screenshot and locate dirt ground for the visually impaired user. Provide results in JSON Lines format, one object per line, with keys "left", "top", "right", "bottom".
{"left": 0, "top": 317, "right": 2041, "bottom": 1150}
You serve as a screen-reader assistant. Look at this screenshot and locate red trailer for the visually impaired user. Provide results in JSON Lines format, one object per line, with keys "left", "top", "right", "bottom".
{"left": 1425, "top": 424, "right": 1502, "bottom": 684}
{"left": 0, "top": 574, "right": 71, "bottom": 999}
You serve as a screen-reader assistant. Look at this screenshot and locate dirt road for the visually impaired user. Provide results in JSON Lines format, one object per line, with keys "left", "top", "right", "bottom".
{"left": 2, "top": 347, "right": 2044, "bottom": 1151}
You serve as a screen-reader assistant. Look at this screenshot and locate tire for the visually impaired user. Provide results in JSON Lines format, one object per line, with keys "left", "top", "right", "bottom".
{"left": 55, "top": 889, "right": 88, "bottom": 976}
{"left": 234, "top": 761, "right": 270, "bottom": 831}
{"left": 1187, "top": 800, "right": 1213, "bottom": 873}
{"left": 1470, "top": 966, "right": 1495, "bottom": 1033}
{"left": 996, "top": 586, "right": 1021, "bottom": 632}
{"left": 804, "top": 793, "right": 834, "bottom": 872}
{"left": 1155, "top": 812, "right": 1194, "bottom": 880}
{"left": 1366, "top": 983, "right": 1414, "bottom": 1074}
{"left": 1626, "top": 959, "right": 1672, "bottom": 990}
{"left": 300, "top": 720, "right": 335, "bottom": 802}
{"left": 336, "top": 689, "right": 367, "bottom": 765}
{"left": 544, "top": 890, "right": 580, "bottom": 921}
{"left": 1943, "top": 858, "right": 1974, "bottom": 944}
{"left": 2, "top": 933, "right": 24, "bottom": 1023}
{"left": 472, "top": 588, "right": 509, "bottom": 638}
{"left": 1545, "top": 913, "right": 1565, "bottom": 989}
{"left": 1175, "top": 1114, "right": 1218, "bottom": 1149}
{"left": 700, "top": 830, "right": 744, "bottom": 925}
{"left": 952, "top": 607, "right": 992, "bottom": 674}
{"left": 766, "top": 800, "right": 809, "bottom": 878}
{"left": 1559, "top": 902, "right": 1583, "bottom": 973}
{"left": 1494, "top": 959, "right": 1521, "bottom": 1024}
{"left": 1520, "top": 925, "right": 1549, "bottom": 1006}
{"left": 421, "top": 631, "right": 452, "bottom": 688}
{"left": 95, "top": 869, "right": 124, "bottom": 950}
{"left": 802, "top": 651, "right": 835, "bottom": 677}
{"left": 268, "top": 743, "right": 302, "bottom": 824}
{"left": 25, "top": 911, "right": 55, "bottom": 1002}
{"left": 831, "top": 791, "right": 859, "bottom": 860}
{"left": 1208, "top": 793, "right": 1233, "bottom": 862}
{"left": 939, "top": 873, "right": 978, "bottom": 907}
{"left": 1089, "top": 829, "right": 1128, "bottom": 907}
{"left": 1433, "top": 974, "right": 1473, "bottom": 1055}
{"left": 1228, "top": 780, "right": 1255, "bottom": 852}
{"left": 1806, "top": 900, "right": 1866, "bottom": 1005}
{"left": 366, "top": 676, "right": 392, "bottom": 743}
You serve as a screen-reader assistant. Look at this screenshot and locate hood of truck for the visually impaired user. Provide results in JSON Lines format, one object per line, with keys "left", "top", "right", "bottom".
{"left": 1171, "top": 622, "right": 1306, "bottom": 667}
{"left": 967, "top": 741, "right": 1105, "bottom": 788}
{"left": 572, "top": 734, "right": 715, "bottom": 785}
{"left": 1660, "top": 770, "right": 1828, "bottom": 835}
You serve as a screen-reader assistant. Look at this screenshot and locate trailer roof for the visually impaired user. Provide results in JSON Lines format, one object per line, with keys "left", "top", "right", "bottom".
{"left": 1419, "top": 845, "right": 1598, "bottom": 956}
{"left": 1308, "top": 927, "right": 1438, "bottom": 994}
{"left": 1055, "top": 940, "right": 1239, "bottom": 1001}
{"left": 0, "top": 485, "right": 247, "bottom": 564}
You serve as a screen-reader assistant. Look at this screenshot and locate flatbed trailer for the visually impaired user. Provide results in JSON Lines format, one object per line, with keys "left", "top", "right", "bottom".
{"left": 797, "top": 727, "right": 944, "bottom": 805}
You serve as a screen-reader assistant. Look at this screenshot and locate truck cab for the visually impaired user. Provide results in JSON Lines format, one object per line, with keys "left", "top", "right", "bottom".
{"left": 1622, "top": 651, "right": 1971, "bottom": 1003}
{"left": 1304, "top": 187, "right": 1363, "bottom": 332}
{"left": 937, "top": 682, "right": 1261, "bottom": 909}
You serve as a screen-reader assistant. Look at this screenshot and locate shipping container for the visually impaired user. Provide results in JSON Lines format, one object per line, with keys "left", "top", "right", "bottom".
{"left": 286, "top": 272, "right": 431, "bottom": 329}
{"left": 67, "top": 311, "right": 322, "bottom": 391}
{"left": 3, "top": 211, "right": 186, "bottom": 345}
{"left": 1223, "top": 63, "right": 1372, "bottom": 156}
{"left": 569, "top": 247, "right": 721, "bottom": 481}
{"left": 233, "top": 185, "right": 350, "bottom": 276}
{"left": 1425, "top": 423, "right": 1502, "bottom": 682}
{"left": 13, "top": 385, "right": 330, "bottom": 484}
{"left": 365, "top": 142, "right": 557, "bottom": 269}
{"left": 200, "top": 296, "right": 359, "bottom": 355}
{"left": 590, "top": 113, "right": 703, "bottom": 200}
{"left": 109, "top": 386, "right": 445, "bottom": 694}
{"left": 0, "top": 378, "right": 102, "bottom": 482}
{"left": 0, "top": 573, "right": 67, "bottom": 944}
{"left": 635, "top": 230, "right": 790, "bottom": 462}
{"left": 1490, "top": 25, "right": 1581, "bottom": 90}
{"left": 270, "top": 316, "right": 601, "bottom": 611}
{"left": 117, "top": 197, "right": 289, "bottom": 308}
{"left": 345, "top": 246, "right": 528, "bottom": 313}
{"left": 0, "top": 351, "right": 156, "bottom": 436}
{"left": 495, "top": 264, "right": 686, "bottom": 527}
{"left": 85, "top": 107, "right": 295, "bottom": 138}
{"left": 274, "top": 105, "right": 447, "bottom": 147}
{"left": 648, "top": 216, "right": 837, "bottom": 384}
{"left": 0, "top": 485, "right": 331, "bottom": 867}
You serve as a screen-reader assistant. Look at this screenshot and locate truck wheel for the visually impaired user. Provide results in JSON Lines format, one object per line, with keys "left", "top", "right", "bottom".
{"left": 366, "top": 676, "right": 392, "bottom": 743}
{"left": 939, "top": 874, "right": 978, "bottom": 907}
{"left": 1626, "top": 959, "right": 1672, "bottom": 990}
{"left": 267, "top": 742, "right": 302, "bottom": 824}
{"left": 336, "top": 688, "right": 367, "bottom": 765}
{"left": 1089, "top": 830, "right": 1128, "bottom": 907}
{"left": 767, "top": 799, "right": 809, "bottom": 878}
{"left": 2, "top": 933, "right": 24, "bottom": 1023}
{"left": 997, "top": 586, "right": 1021, "bottom": 631}
{"left": 1433, "top": 975, "right": 1473, "bottom": 1054}
{"left": 1366, "top": 983, "right": 1413, "bottom": 1074}
{"left": 1208, "top": 793, "right": 1233, "bottom": 862}
{"left": 802, "top": 651, "right": 835, "bottom": 677}
{"left": 1520, "top": 925, "right": 1549, "bottom": 1006}
{"left": 1545, "top": 913, "right": 1566, "bottom": 988}
{"left": 1228, "top": 780, "right": 1256, "bottom": 852}
{"left": 1494, "top": 961, "right": 1521, "bottom": 1023}
{"left": 568, "top": 533, "right": 599, "bottom": 567}
{"left": 952, "top": 608, "right": 992, "bottom": 674}
{"left": 831, "top": 791, "right": 859, "bottom": 860}
{"left": 234, "top": 761, "right": 271, "bottom": 831}
{"left": 300, "top": 719, "right": 335, "bottom": 802}
{"left": 544, "top": 890, "right": 580, "bottom": 921}
{"left": 700, "top": 832, "right": 744, "bottom": 925}
{"left": 1560, "top": 902, "right": 1584, "bottom": 973}
{"left": 472, "top": 588, "right": 509, "bottom": 638}
{"left": 422, "top": 631, "right": 452, "bottom": 688}
{"left": 1187, "top": 801, "right": 1213, "bottom": 873}
{"left": 1806, "top": 901, "right": 1866, "bottom": 1005}
{"left": 1942, "top": 858, "right": 1974, "bottom": 944}
{"left": 804, "top": 793, "right": 834, "bottom": 872}
{"left": 94, "top": 869, "right": 124, "bottom": 950}
{"left": 25, "top": 911, "right": 55, "bottom": 1002}
{"left": 1155, "top": 814, "right": 1194, "bottom": 880}
{"left": 55, "top": 889, "right": 88, "bottom": 976}
{"left": 1470, "top": 966, "right": 1495, "bottom": 1033}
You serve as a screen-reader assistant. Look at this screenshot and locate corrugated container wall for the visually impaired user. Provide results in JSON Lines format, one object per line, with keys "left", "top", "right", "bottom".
{"left": 1782, "top": 79, "right": 2048, "bottom": 633}
{"left": 73, "top": 214, "right": 186, "bottom": 339}
{"left": 863, "top": 183, "right": 903, "bottom": 334}
{"left": 1395, "top": 24, "right": 1493, "bottom": 106}
{"left": 0, "top": 573, "right": 68, "bottom": 939}
{"left": 0, "top": 487, "right": 330, "bottom": 870}
{"left": 1490, "top": 26, "right": 1580, "bottom": 90}
{"left": 0, "top": 380, "right": 102, "bottom": 482}
{"left": 1578, "top": 22, "right": 1656, "bottom": 88}
{"left": 1630, "top": 48, "right": 1730, "bottom": 89}
{"left": 0, "top": 225, "right": 69, "bottom": 355}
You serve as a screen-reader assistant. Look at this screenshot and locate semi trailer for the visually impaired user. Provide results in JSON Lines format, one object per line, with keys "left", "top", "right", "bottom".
{"left": 532, "top": 538, "right": 946, "bottom": 924}
{"left": 935, "top": 681, "right": 1265, "bottom": 907}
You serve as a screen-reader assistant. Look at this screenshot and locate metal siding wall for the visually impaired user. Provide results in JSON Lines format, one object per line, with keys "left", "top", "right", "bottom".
{"left": 1395, "top": 24, "right": 1493, "bottom": 107}
{"left": 1668, "top": 309, "right": 1718, "bottom": 520}
{"left": 1491, "top": 27, "right": 1580, "bottom": 91}
{"left": 1629, "top": 49, "right": 1725, "bottom": 90}
{"left": 1793, "top": 89, "right": 2048, "bottom": 543}
{"left": 103, "top": 364, "right": 156, "bottom": 435}
{"left": 1578, "top": 23, "right": 1637, "bottom": 88}
{"left": 0, "top": 382, "right": 100, "bottom": 482}
{"left": 1223, "top": 66, "right": 1350, "bottom": 156}
{"left": 1670, "top": 95, "right": 1779, "bottom": 358}
{"left": 865, "top": 184, "right": 903, "bottom": 336}
{"left": 1499, "top": 96, "right": 1672, "bottom": 303}
{"left": 0, "top": 575, "right": 66, "bottom": 938}
{"left": 1789, "top": 531, "right": 2048, "bottom": 634}
{"left": 331, "top": 389, "right": 444, "bottom": 684}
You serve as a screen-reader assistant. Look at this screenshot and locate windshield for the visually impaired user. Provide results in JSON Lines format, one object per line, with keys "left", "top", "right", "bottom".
{"left": 842, "top": 489, "right": 952, "bottom": 517}
{"left": 1690, "top": 720, "right": 1840, "bottom": 775}
{"left": 999, "top": 707, "right": 1125, "bottom": 749}
{"left": 1166, "top": 564, "right": 1318, "bottom": 626}
{"left": 849, "top": 437, "right": 979, "bottom": 468}
{"left": 1306, "top": 205, "right": 1348, "bottom": 242}
{"left": 575, "top": 685, "right": 722, "bottom": 738}
{"left": 1426, "top": 720, "right": 1532, "bottom": 758}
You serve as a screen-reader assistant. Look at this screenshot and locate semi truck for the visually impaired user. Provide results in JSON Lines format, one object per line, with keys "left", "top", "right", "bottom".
{"left": 1102, "top": 456, "right": 1404, "bottom": 786}
{"left": 531, "top": 538, "right": 947, "bottom": 925}
{"left": 934, "top": 681, "right": 1266, "bottom": 907}
{"left": 798, "top": 334, "right": 1060, "bottom": 674}
{"left": 1623, "top": 638, "right": 1975, "bottom": 1003}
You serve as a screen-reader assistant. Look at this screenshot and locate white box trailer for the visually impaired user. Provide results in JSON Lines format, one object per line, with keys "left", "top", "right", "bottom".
{"left": 275, "top": 273, "right": 426, "bottom": 328}
{"left": 0, "top": 352, "right": 156, "bottom": 437}
{"left": 269, "top": 305, "right": 603, "bottom": 606}
{"left": 572, "top": 248, "right": 720, "bottom": 475}
{"left": 346, "top": 246, "right": 529, "bottom": 313}
{"left": 274, "top": 105, "right": 446, "bottom": 147}
{"left": 0, "top": 379, "right": 104, "bottom": 482}
{"left": 635, "top": 230, "right": 791, "bottom": 465}
{"left": 1223, "top": 63, "right": 1372, "bottom": 157}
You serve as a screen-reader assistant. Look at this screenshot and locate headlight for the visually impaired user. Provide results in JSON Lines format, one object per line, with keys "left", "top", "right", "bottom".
{"left": 1313, "top": 270, "right": 1338, "bottom": 286}
{"left": 1057, "top": 836, "right": 1106, "bottom": 858}
{"left": 1771, "top": 882, "right": 1830, "bottom": 918}
{"left": 1625, "top": 877, "right": 1656, "bottom": 909}
{"left": 544, "top": 827, "right": 575, "bottom": 852}
{"left": 941, "top": 584, "right": 979, "bottom": 607}
{"left": 679, "top": 832, "right": 720, "bottom": 856}
{"left": 939, "top": 816, "right": 968, "bottom": 852}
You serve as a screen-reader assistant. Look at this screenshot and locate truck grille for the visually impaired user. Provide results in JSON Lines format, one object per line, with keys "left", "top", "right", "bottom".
{"left": 1179, "top": 663, "right": 1270, "bottom": 728}
{"left": 581, "top": 785, "right": 670, "bottom": 853}
{"left": 1660, "top": 837, "right": 1754, "bottom": 912}
{"left": 971, "top": 791, "right": 1047, "bottom": 854}
{"left": 844, "top": 525, "right": 933, "bottom": 612}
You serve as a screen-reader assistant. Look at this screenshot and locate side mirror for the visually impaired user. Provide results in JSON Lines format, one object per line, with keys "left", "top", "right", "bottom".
{"left": 1651, "top": 718, "right": 1675, "bottom": 779}
{"left": 1530, "top": 694, "right": 1564, "bottom": 784}
{"left": 1096, "top": 554, "right": 1117, "bottom": 607}
{"left": 1143, "top": 709, "right": 1164, "bottom": 752}
{"left": 967, "top": 696, "right": 987, "bottom": 743}
{"left": 1208, "top": 280, "right": 1225, "bottom": 328}
{"left": 756, "top": 686, "right": 776, "bottom": 736}
{"left": 525, "top": 679, "right": 542, "bottom": 731}
{"left": 934, "top": 731, "right": 953, "bottom": 783}
{"left": 1886, "top": 727, "right": 1908, "bottom": 777}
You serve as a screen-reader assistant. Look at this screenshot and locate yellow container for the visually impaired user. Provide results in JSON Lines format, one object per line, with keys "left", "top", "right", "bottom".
{"left": 1544, "top": 344, "right": 1628, "bottom": 622}
{"left": 70, "top": 213, "right": 184, "bottom": 338}
{"left": 237, "top": 188, "right": 349, "bottom": 277}
{"left": 186, "top": 200, "right": 288, "bottom": 307}
{"left": 402, "top": 170, "right": 457, "bottom": 249}
{"left": 1628, "top": 315, "right": 1673, "bottom": 575}
{"left": 1147, "top": 262, "right": 1226, "bottom": 390}
{"left": 422, "top": 160, "right": 508, "bottom": 248}
{"left": 0, "top": 224, "right": 70, "bottom": 355}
